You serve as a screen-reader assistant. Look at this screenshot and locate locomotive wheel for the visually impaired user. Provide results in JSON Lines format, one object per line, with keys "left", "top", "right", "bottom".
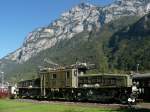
{"left": 119, "top": 94, "right": 128, "bottom": 104}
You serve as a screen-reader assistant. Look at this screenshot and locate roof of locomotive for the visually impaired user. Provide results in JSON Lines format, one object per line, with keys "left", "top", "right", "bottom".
{"left": 78, "top": 73, "right": 130, "bottom": 77}
{"left": 18, "top": 78, "right": 40, "bottom": 83}
{"left": 39, "top": 67, "right": 77, "bottom": 73}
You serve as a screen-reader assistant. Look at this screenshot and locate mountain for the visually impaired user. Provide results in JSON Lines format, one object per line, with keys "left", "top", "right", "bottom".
{"left": 4, "top": 0, "right": 150, "bottom": 63}
{"left": 0, "top": 0, "right": 150, "bottom": 82}
{"left": 4, "top": 3, "right": 102, "bottom": 63}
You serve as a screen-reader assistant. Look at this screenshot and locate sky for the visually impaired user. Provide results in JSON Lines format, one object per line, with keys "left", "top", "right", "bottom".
{"left": 0, "top": 0, "right": 114, "bottom": 58}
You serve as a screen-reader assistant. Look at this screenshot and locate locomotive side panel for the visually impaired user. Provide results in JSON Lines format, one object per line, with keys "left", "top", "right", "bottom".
{"left": 17, "top": 78, "right": 40, "bottom": 98}
{"left": 78, "top": 74, "right": 132, "bottom": 88}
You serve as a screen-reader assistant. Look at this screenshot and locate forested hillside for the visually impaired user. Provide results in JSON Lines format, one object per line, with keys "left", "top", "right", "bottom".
{"left": 108, "top": 13, "right": 150, "bottom": 71}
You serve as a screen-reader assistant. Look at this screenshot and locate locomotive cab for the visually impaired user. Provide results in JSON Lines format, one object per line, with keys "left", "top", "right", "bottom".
{"left": 39, "top": 68, "right": 78, "bottom": 97}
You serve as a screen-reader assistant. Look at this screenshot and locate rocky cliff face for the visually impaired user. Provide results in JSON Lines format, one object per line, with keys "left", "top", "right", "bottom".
{"left": 4, "top": 0, "right": 150, "bottom": 63}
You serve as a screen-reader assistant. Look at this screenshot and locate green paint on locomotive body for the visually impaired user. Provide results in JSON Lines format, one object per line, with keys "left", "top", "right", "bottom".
{"left": 78, "top": 73, "right": 132, "bottom": 88}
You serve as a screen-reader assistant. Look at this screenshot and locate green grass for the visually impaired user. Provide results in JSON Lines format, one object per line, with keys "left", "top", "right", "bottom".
{"left": 0, "top": 99, "right": 128, "bottom": 112}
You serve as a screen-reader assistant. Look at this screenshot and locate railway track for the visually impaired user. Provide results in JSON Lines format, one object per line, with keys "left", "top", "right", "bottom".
{"left": 15, "top": 99, "right": 150, "bottom": 112}
{"left": 15, "top": 99, "right": 128, "bottom": 110}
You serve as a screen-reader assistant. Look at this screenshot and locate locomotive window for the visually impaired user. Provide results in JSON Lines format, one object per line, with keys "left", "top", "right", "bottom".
{"left": 97, "top": 77, "right": 102, "bottom": 83}
{"left": 79, "top": 78, "right": 84, "bottom": 83}
{"left": 29, "top": 82, "right": 32, "bottom": 86}
{"left": 92, "top": 77, "right": 97, "bottom": 83}
{"left": 88, "top": 77, "right": 91, "bottom": 83}
{"left": 52, "top": 74, "right": 57, "bottom": 79}
{"left": 111, "top": 79, "right": 116, "bottom": 85}
{"left": 103, "top": 79, "right": 110, "bottom": 85}
{"left": 25, "top": 82, "right": 27, "bottom": 87}
{"left": 66, "top": 71, "right": 70, "bottom": 79}
{"left": 84, "top": 77, "right": 88, "bottom": 83}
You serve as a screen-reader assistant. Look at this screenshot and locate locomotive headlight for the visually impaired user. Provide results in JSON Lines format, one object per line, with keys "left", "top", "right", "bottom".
{"left": 11, "top": 86, "right": 17, "bottom": 95}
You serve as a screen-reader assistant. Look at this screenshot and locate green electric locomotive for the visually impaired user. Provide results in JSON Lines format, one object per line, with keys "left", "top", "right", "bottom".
{"left": 17, "top": 64, "right": 138, "bottom": 103}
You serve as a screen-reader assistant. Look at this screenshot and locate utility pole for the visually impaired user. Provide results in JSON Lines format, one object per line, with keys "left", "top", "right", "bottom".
{"left": 1, "top": 72, "right": 4, "bottom": 87}
{"left": 136, "top": 64, "right": 139, "bottom": 73}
